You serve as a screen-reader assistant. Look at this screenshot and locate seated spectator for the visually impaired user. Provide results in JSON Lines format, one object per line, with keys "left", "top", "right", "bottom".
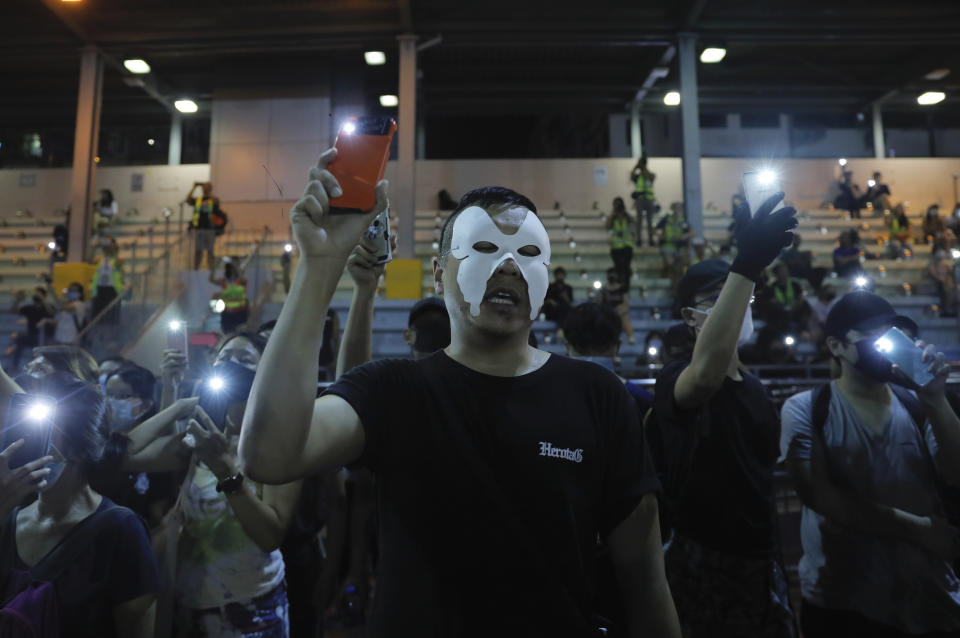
{"left": 597, "top": 268, "right": 635, "bottom": 344}
{"left": 922, "top": 204, "right": 946, "bottom": 244}
{"left": 656, "top": 202, "right": 693, "bottom": 287}
{"left": 402, "top": 297, "right": 451, "bottom": 359}
{"left": 834, "top": 170, "right": 865, "bottom": 219}
{"left": 23, "top": 345, "right": 100, "bottom": 384}
{"left": 6, "top": 287, "right": 56, "bottom": 369}
{"left": 833, "top": 229, "right": 863, "bottom": 278}
{"left": 0, "top": 371, "right": 160, "bottom": 637}
{"left": 887, "top": 204, "right": 912, "bottom": 258}
{"left": 780, "top": 234, "right": 827, "bottom": 289}
{"left": 543, "top": 267, "right": 574, "bottom": 324}
{"left": 865, "top": 171, "right": 892, "bottom": 213}
{"left": 764, "top": 262, "right": 810, "bottom": 333}
{"left": 781, "top": 291, "right": 960, "bottom": 636}
{"left": 928, "top": 244, "right": 957, "bottom": 317}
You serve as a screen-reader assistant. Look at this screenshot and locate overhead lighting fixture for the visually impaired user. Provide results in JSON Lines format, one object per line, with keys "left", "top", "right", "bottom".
{"left": 700, "top": 47, "right": 726, "bottom": 63}
{"left": 379, "top": 94, "right": 399, "bottom": 107}
{"left": 123, "top": 59, "right": 151, "bottom": 74}
{"left": 925, "top": 68, "right": 950, "bottom": 81}
{"left": 917, "top": 91, "right": 946, "bottom": 106}
{"left": 364, "top": 51, "right": 386, "bottom": 66}
{"left": 147, "top": 138, "right": 155, "bottom": 146}
{"left": 663, "top": 91, "right": 681, "bottom": 106}
{"left": 838, "top": 158, "right": 848, "bottom": 166}
{"left": 174, "top": 99, "right": 198, "bottom": 113}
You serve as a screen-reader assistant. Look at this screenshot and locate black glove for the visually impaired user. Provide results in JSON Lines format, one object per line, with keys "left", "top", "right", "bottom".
{"left": 730, "top": 191, "right": 798, "bottom": 281}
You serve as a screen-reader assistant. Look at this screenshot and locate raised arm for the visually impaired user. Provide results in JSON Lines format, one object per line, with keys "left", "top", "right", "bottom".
{"left": 336, "top": 238, "right": 384, "bottom": 378}
{"left": 184, "top": 182, "right": 200, "bottom": 205}
{"left": 911, "top": 341, "right": 960, "bottom": 487}
{"left": 675, "top": 193, "right": 797, "bottom": 408}
{"left": 607, "top": 494, "right": 681, "bottom": 638}
{"left": 240, "top": 148, "right": 388, "bottom": 484}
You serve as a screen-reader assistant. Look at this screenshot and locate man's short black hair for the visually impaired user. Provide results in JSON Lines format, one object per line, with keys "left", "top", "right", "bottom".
{"left": 438, "top": 186, "right": 538, "bottom": 263}
{"left": 563, "top": 302, "right": 622, "bottom": 356}
{"left": 554, "top": 266, "right": 567, "bottom": 277}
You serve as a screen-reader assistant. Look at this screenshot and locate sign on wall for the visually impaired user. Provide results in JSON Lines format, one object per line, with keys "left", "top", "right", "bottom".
{"left": 19, "top": 174, "right": 36, "bottom": 187}
{"left": 131, "top": 173, "right": 144, "bottom": 192}
{"left": 592, "top": 166, "right": 608, "bottom": 186}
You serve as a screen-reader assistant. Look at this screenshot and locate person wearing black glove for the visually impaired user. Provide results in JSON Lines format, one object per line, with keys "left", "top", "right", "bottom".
{"left": 649, "top": 191, "right": 799, "bottom": 637}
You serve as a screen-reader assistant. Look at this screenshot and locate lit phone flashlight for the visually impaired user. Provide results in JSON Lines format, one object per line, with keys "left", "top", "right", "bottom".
{"left": 647, "top": 346, "right": 659, "bottom": 357}
{"left": 198, "top": 376, "right": 229, "bottom": 432}
{"left": 868, "top": 179, "right": 877, "bottom": 188}
{"left": 874, "top": 327, "right": 934, "bottom": 387}
{"left": 1, "top": 394, "right": 56, "bottom": 470}
{"left": 854, "top": 275, "right": 869, "bottom": 289}
{"left": 784, "top": 335, "right": 796, "bottom": 346}
{"left": 167, "top": 319, "right": 189, "bottom": 362}
{"left": 742, "top": 170, "right": 784, "bottom": 216}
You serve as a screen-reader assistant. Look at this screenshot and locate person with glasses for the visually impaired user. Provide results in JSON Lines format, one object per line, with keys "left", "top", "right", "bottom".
{"left": 650, "top": 193, "right": 800, "bottom": 637}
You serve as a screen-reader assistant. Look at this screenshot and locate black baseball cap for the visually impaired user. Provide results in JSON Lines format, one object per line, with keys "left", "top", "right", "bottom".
{"left": 824, "top": 291, "right": 917, "bottom": 339}
{"left": 673, "top": 259, "right": 730, "bottom": 318}
{"left": 408, "top": 296, "right": 448, "bottom": 328}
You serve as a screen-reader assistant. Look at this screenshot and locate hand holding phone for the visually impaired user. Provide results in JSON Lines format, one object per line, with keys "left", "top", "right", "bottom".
{"left": 742, "top": 170, "right": 785, "bottom": 217}
{"left": 875, "top": 328, "right": 937, "bottom": 388}
{"left": 329, "top": 117, "right": 397, "bottom": 214}
{"left": 1, "top": 394, "right": 56, "bottom": 475}
{"left": 167, "top": 320, "right": 189, "bottom": 364}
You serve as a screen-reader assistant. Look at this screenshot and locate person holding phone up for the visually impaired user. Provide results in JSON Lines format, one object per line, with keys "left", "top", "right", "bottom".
{"left": 241, "top": 146, "right": 681, "bottom": 638}
{"left": 781, "top": 291, "right": 960, "bottom": 637}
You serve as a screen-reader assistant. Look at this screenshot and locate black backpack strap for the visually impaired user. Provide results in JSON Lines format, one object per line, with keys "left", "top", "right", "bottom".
{"left": 810, "top": 383, "right": 831, "bottom": 440}
{"left": 28, "top": 502, "right": 125, "bottom": 583}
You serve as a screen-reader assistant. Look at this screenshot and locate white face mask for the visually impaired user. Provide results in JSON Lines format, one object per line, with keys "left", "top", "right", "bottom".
{"left": 449, "top": 206, "right": 551, "bottom": 321}
{"left": 689, "top": 306, "right": 754, "bottom": 346}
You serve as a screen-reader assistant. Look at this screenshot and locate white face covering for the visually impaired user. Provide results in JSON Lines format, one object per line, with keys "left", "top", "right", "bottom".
{"left": 690, "top": 306, "right": 754, "bottom": 346}
{"left": 449, "top": 206, "right": 551, "bottom": 321}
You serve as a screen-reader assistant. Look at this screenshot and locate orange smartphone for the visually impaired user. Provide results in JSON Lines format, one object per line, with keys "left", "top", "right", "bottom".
{"left": 329, "top": 116, "right": 397, "bottom": 214}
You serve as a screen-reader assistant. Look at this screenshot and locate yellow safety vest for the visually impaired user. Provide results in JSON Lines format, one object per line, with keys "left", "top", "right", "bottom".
{"left": 610, "top": 217, "right": 635, "bottom": 250}
{"left": 662, "top": 217, "right": 684, "bottom": 249}
{"left": 90, "top": 257, "right": 124, "bottom": 297}
{"left": 634, "top": 171, "right": 654, "bottom": 198}
{"left": 221, "top": 279, "right": 248, "bottom": 312}
{"left": 890, "top": 217, "right": 909, "bottom": 240}
{"left": 773, "top": 282, "right": 797, "bottom": 306}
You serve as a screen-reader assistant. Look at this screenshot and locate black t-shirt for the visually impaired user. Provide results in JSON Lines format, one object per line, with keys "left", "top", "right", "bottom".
{"left": 0, "top": 498, "right": 160, "bottom": 638}
{"left": 20, "top": 303, "right": 52, "bottom": 339}
{"left": 653, "top": 359, "right": 780, "bottom": 557}
{"left": 324, "top": 351, "right": 659, "bottom": 637}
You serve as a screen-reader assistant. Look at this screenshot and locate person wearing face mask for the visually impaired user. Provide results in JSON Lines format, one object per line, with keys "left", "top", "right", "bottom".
{"left": 128, "top": 333, "right": 302, "bottom": 637}
{"left": 243, "top": 153, "right": 681, "bottom": 638}
{"left": 650, "top": 192, "right": 799, "bottom": 638}
{"left": 6, "top": 287, "right": 56, "bottom": 369}
{"left": 780, "top": 291, "right": 960, "bottom": 637}
{"left": 0, "top": 371, "right": 161, "bottom": 637}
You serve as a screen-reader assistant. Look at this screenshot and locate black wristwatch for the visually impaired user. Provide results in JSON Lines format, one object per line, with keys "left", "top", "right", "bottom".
{"left": 216, "top": 472, "right": 245, "bottom": 495}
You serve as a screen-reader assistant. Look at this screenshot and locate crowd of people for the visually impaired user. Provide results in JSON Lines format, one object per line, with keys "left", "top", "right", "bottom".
{"left": 1, "top": 145, "right": 960, "bottom": 638}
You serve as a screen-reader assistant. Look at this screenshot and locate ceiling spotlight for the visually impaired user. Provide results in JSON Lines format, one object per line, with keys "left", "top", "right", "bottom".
{"left": 364, "top": 51, "right": 386, "bottom": 66}
{"left": 917, "top": 91, "right": 946, "bottom": 106}
{"left": 925, "top": 68, "right": 950, "bottom": 81}
{"left": 700, "top": 47, "right": 726, "bottom": 63}
{"left": 379, "top": 95, "right": 399, "bottom": 107}
{"left": 147, "top": 138, "right": 155, "bottom": 146}
{"left": 123, "top": 59, "right": 151, "bottom": 74}
{"left": 838, "top": 158, "right": 847, "bottom": 166}
{"left": 663, "top": 91, "right": 681, "bottom": 106}
{"left": 174, "top": 99, "right": 198, "bottom": 113}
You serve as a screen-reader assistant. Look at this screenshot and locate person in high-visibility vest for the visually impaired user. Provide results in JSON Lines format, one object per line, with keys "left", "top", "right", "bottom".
{"left": 656, "top": 202, "right": 694, "bottom": 288}
{"left": 186, "top": 181, "right": 226, "bottom": 271}
{"left": 887, "top": 204, "right": 912, "bottom": 258}
{"left": 90, "top": 237, "right": 125, "bottom": 325}
{"left": 210, "top": 256, "right": 249, "bottom": 334}
{"left": 630, "top": 155, "right": 657, "bottom": 246}
{"left": 607, "top": 197, "right": 636, "bottom": 291}
{"left": 765, "top": 261, "right": 808, "bottom": 333}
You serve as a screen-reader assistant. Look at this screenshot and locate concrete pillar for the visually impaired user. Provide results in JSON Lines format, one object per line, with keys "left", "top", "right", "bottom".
{"left": 677, "top": 32, "right": 703, "bottom": 238}
{"left": 169, "top": 112, "right": 182, "bottom": 166}
{"left": 68, "top": 47, "right": 103, "bottom": 263}
{"left": 630, "top": 102, "right": 643, "bottom": 158}
{"left": 396, "top": 34, "right": 417, "bottom": 260}
{"left": 872, "top": 103, "right": 885, "bottom": 159}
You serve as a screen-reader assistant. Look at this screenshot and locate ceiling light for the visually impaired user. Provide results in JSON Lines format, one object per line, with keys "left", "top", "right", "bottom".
{"left": 917, "top": 91, "right": 945, "bottom": 106}
{"left": 364, "top": 51, "right": 386, "bottom": 66}
{"left": 174, "top": 99, "right": 198, "bottom": 113}
{"left": 147, "top": 138, "right": 155, "bottom": 146}
{"left": 700, "top": 47, "right": 726, "bottom": 63}
{"left": 379, "top": 94, "right": 398, "bottom": 107}
{"left": 838, "top": 158, "right": 847, "bottom": 166}
{"left": 123, "top": 59, "right": 151, "bottom": 74}
{"left": 925, "top": 68, "right": 950, "bottom": 81}
{"left": 663, "top": 91, "right": 681, "bottom": 106}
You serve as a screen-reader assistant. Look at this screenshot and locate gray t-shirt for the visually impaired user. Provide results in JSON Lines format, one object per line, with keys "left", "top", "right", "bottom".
{"left": 780, "top": 383, "right": 960, "bottom": 633}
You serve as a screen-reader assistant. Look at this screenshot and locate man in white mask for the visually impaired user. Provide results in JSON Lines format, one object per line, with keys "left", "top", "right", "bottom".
{"left": 650, "top": 193, "right": 800, "bottom": 638}
{"left": 241, "top": 147, "right": 681, "bottom": 638}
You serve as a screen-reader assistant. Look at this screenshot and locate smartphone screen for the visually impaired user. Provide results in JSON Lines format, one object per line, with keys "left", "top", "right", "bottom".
{"left": 875, "top": 327, "right": 935, "bottom": 387}
{"left": 365, "top": 206, "right": 393, "bottom": 265}
{"left": 0, "top": 394, "right": 55, "bottom": 470}
{"left": 742, "top": 170, "right": 785, "bottom": 216}
{"left": 197, "top": 383, "right": 229, "bottom": 433}
{"left": 167, "top": 322, "right": 189, "bottom": 363}
{"left": 329, "top": 117, "right": 397, "bottom": 214}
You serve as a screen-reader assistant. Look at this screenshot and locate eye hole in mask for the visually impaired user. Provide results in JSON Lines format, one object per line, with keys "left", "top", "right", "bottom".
{"left": 473, "top": 241, "right": 498, "bottom": 253}
{"left": 518, "top": 245, "right": 541, "bottom": 257}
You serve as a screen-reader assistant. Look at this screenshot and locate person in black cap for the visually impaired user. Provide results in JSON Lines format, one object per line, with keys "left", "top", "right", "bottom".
{"left": 403, "top": 297, "right": 451, "bottom": 359}
{"left": 651, "top": 192, "right": 799, "bottom": 638}
{"left": 780, "top": 290, "right": 960, "bottom": 637}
